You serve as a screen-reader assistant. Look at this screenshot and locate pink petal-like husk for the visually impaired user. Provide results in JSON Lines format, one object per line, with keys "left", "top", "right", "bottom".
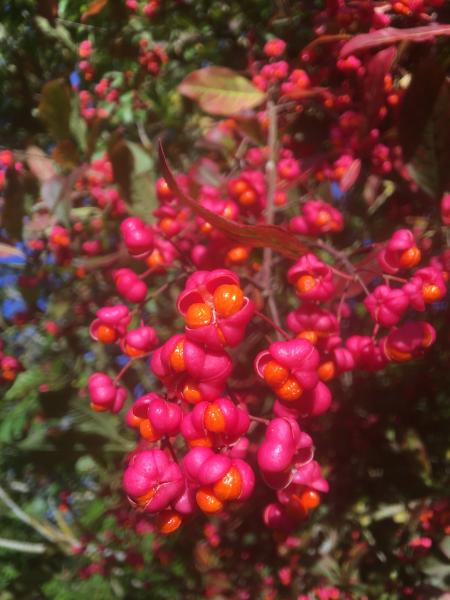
{"left": 290, "top": 460, "right": 329, "bottom": 493}
{"left": 234, "top": 459, "right": 255, "bottom": 501}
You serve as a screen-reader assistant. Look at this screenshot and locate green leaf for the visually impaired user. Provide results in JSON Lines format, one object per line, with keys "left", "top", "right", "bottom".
{"left": 421, "top": 556, "right": 450, "bottom": 588}
{"left": 128, "top": 141, "right": 153, "bottom": 174}
{"left": 69, "top": 97, "right": 88, "bottom": 154}
{"left": 178, "top": 66, "right": 266, "bottom": 116}
{"left": 4, "top": 369, "right": 45, "bottom": 402}
{"left": 38, "top": 79, "right": 72, "bottom": 142}
{"left": 35, "top": 16, "right": 77, "bottom": 52}
{"left": 108, "top": 135, "right": 157, "bottom": 221}
{"left": 131, "top": 170, "right": 157, "bottom": 221}
{"left": 0, "top": 394, "right": 39, "bottom": 444}
{"left": 367, "top": 180, "right": 396, "bottom": 215}
{"left": 439, "top": 535, "right": 450, "bottom": 560}
{"left": 17, "top": 423, "right": 51, "bottom": 450}
{"left": 78, "top": 498, "right": 107, "bottom": 528}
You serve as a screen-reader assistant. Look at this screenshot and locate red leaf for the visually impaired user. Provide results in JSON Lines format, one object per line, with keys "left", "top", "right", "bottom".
{"left": 159, "top": 142, "right": 308, "bottom": 260}
{"left": 340, "top": 159, "right": 361, "bottom": 192}
{"left": 340, "top": 24, "right": 450, "bottom": 57}
{"left": 364, "top": 47, "right": 397, "bottom": 127}
{"left": 82, "top": 0, "right": 108, "bottom": 19}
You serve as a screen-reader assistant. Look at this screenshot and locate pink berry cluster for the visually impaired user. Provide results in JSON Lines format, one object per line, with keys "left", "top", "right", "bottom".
{"left": 112, "top": 268, "right": 256, "bottom": 534}
{"left": 82, "top": 166, "right": 448, "bottom": 538}
{"left": 245, "top": 227, "right": 447, "bottom": 532}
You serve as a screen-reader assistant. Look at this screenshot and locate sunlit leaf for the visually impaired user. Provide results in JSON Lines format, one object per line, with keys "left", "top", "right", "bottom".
{"left": 178, "top": 67, "right": 266, "bottom": 116}
{"left": 35, "top": 15, "right": 77, "bottom": 52}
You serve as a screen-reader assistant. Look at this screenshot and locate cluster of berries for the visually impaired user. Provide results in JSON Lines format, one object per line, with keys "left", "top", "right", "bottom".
{"left": 249, "top": 227, "right": 446, "bottom": 531}
{"left": 83, "top": 154, "right": 448, "bottom": 535}
{"left": 138, "top": 40, "right": 168, "bottom": 75}
{"left": 87, "top": 267, "right": 257, "bottom": 534}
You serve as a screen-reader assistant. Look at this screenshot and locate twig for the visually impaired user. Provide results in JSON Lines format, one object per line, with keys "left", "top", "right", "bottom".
{"left": 255, "top": 309, "right": 289, "bottom": 339}
{"left": 261, "top": 100, "right": 283, "bottom": 338}
{"left": 312, "top": 239, "right": 371, "bottom": 296}
{"left": 0, "top": 484, "right": 58, "bottom": 544}
{"left": 0, "top": 537, "right": 46, "bottom": 554}
{"left": 113, "top": 352, "right": 152, "bottom": 384}
{"left": 249, "top": 415, "right": 270, "bottom": 426}
{"left": 0, "top": 484, "right": 77, "bottom": 553}
{"left": 337, "top": 281, "right": 350, "bottom": 323}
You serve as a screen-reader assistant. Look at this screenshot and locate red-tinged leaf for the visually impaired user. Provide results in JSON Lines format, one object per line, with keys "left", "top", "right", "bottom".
{"left": 340, "top": 24, "right": 450, "bottom": 57}
{"left": 159, "top": 142, "right": 308, "bottom": 260}
{"left": 52, "top": 140, "right": 79, "bottom": 168}
{"left": 364, "top": 47, "right": 397, "bottom": 126}
{"left": 340, "top": 159, "right": 361, "bottom": 192}
{"left": 301, "top": 34, "right": 351, "bottom": 56}
{"left": 82, "top": 0, "right": 109, "bottom": 19}
{"left": 178, "top": 67, "right": 266, "bottom": 116}
{"left": 234, "top": 116, "right": 265, "bottom": 145}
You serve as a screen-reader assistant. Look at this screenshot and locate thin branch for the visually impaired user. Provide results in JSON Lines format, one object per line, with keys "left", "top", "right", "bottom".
{"left": 0, "top": 484, "right": 58, "bottom": 544}
{"left": 0, "top": 537, "right": 46, "bottom": 554}
{"left": 312, "top": 239, "right": 371, "bottom": 296}
{"left": 0, "top": 484, "right": 76, "bottom": 552}
{"left": 261, "top": 100, "right": 283, "bottom": 338}
{"left": 255, "top": 309, "right": 289, "bottom": 339}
